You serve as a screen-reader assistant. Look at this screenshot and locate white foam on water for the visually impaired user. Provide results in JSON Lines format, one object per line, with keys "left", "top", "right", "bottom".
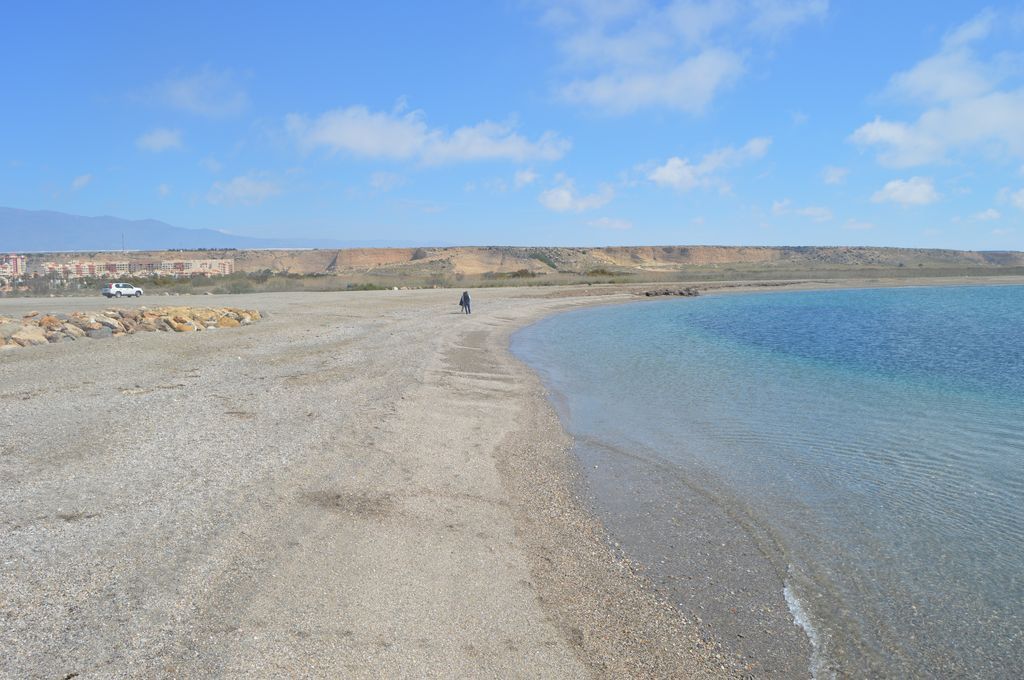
{"left": 784, "top": 576, "right": 836, "bottom": 680}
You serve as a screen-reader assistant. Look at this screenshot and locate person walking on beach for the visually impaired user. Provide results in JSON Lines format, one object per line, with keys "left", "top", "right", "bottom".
{"left": 459, "top": 290, "right": 471, "bottom": 314}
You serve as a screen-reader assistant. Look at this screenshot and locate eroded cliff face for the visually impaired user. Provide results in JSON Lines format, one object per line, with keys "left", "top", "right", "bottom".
{"left": 27, "top": 245, "right": 1024, "bottom": 276}
{"left": 594, "top": 246, "right": 783, "bottom": 267}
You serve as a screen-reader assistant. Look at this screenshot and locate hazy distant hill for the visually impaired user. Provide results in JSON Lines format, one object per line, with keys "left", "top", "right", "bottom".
{"left": 0, "top": 207, "right": 429, "bottom": 252}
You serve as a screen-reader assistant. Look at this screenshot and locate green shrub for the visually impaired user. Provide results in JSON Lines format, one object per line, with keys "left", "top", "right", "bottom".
{"left": 529, "top": 250, "right": 558, "bottom": 270}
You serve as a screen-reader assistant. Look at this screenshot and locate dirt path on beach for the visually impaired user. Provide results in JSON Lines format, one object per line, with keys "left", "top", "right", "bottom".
{"left": 1, "top": 288, "right": 733, "bottom": 678}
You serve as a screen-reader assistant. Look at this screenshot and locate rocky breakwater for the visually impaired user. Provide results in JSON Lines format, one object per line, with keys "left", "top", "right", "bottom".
{"left": 640, "top": 287, "right": 700, "bottom": 297}
{"left": 0, "top": 306, "right": 262, "bottom": 350}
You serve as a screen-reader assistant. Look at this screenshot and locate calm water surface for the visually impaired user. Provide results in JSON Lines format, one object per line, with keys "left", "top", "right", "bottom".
{"left": 512, "top": 286, "right": 1024, "bottom": 678}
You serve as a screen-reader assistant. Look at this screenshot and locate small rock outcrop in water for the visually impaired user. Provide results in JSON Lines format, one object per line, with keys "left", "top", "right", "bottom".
{"left": 0, "top": 306, "right": 261, "bottom": 350}
{"left": 640, "top": 288, "right": 700, "bottom": 297}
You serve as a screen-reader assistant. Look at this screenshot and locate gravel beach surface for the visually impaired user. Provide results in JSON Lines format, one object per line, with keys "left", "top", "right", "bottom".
{"left": 1, "top": 288, "right": 738, "bottom": 679}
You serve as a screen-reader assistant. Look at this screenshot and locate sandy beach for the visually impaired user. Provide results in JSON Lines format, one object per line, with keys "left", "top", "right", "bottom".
{"left": 1, "top": 286, "right": 747, "bottom": 678}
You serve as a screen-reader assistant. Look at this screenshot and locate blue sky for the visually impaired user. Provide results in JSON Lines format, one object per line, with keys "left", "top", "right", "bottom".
{"left": 3, "top": 1, "right": 1024, "bottom": 249}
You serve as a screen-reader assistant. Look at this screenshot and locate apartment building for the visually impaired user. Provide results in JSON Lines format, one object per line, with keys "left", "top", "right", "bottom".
{"left": 0, "top": 254, "right": 28, "bottom": 277}
{"left": 34, "top": 257, "right": 235, "bottom": 279}
{"left": 158, "top": 258, "right": 235, "bottom": 276}
{"left": 37, "top": 260, "right": 130, "bottom": 278}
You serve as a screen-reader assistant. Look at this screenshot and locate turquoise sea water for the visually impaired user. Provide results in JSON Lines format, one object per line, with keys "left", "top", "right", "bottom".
{"left": 512, "top": 286, "right": 1024, "bottom": 678}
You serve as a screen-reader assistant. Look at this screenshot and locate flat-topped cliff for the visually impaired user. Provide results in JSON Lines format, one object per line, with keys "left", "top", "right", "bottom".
{"left": 25, "top": 245, "right": 1024, "bottom": 277}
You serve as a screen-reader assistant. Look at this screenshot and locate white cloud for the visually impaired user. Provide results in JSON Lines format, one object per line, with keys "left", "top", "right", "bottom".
{"left": 149, "top": 66, "right": 248, "bottom": 117}
{"left": 561, "top": 48, "right": 744, "bottom": 114}
{"left": 136, "top": 128, "right": 182, "bottom": 152}
{"left": 886, "top": 46, "right": 994, "bottom": 104}
{"left": 943, "top": 8, "right": 996, "bottom": 49}
{"left": 871, "top": 177, "right": 940, "bottom": 206}
{"left": 158, "top": 183, "right": 171, "bottom": 198}
{"left": 589, "top": 217, "right": 633, "bottom": 230}
{"left": 430, "top": 121, "right": 567, "bottom": 164}
{"left": 543, "top": 0, "right": 828, "bottom": 114}
{"left": 71, "top": 174, "right": 92, "bottom": 191}
{"left": 207, "top": 173, "right": 280, "bottom": 206}
{"left": 286, "top": 106, "right": 569, "bottom": 165}
{"left": 514, "top": 168, "right": 539, "bottom": 188}
{"left": 539, "top": 176, "right": 614, "bottom": 212}
{"left": 973, "top": 208, "right": 1000, "bottom": 221}
{"left": 850, "top": 118, "right": 943, "bottom": 167}
{"left": 648, "top": 136, "right": 771, "bottom": 191}
{"left": 822, "top": 165, "right": 848, "bottom": 184}
{"left": 772, "top": 198, "right": 832, "bottom": 221}
{"left": 749, "top": 0, "right": 828, "bottom": 36}
{"left": 1011, "top": 188, "right": 1024, "bottom": 210}
{"left": 851, "top": 10, "right": 1024, "bottom": 166}
{"left": 369, "top": 171, "right": 405, "bottom": 192}
{"left": 666, "top": 0, "right": 738, "bottom": 45}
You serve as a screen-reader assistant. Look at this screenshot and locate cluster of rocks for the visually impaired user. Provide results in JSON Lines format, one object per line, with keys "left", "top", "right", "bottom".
{"left": 0, "top": 306, "right": 262, "bottom": 350}
{"left": 640, "top": 288, "right": 700, "bottom": 297}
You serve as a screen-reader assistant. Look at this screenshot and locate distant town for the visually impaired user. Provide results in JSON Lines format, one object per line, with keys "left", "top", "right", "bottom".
{"left": 1, "top": 254, "right": 234, "bottom": 278}
{"left": 0, "top": 253, "right": 235, "bottom": 292}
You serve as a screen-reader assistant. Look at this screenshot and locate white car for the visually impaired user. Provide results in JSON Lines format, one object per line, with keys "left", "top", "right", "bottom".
{"left": 101, "top": 282, "right": 144, "bottom": 298}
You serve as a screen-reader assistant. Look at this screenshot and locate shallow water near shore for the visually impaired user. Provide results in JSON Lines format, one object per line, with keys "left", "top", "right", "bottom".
{"left": 512, "top": 285, "right": 1024, "bottom": 678}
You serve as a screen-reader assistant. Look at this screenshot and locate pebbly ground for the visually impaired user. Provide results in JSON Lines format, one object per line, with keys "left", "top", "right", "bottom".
{"left": 0, "top": 288, "right": 741, "bottom": 678}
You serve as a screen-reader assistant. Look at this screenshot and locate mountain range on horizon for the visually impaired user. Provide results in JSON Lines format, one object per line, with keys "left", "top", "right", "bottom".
{"left": 3, "top": 207, "right": 1024, "bottom": 260}
{"left": 0, "top": 207, "right": 439, "bottom": 253}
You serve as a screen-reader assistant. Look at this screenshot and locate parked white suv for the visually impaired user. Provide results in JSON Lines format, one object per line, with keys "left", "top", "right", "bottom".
{"left": 101, "top": 282, "right": 144, "bottom": 298}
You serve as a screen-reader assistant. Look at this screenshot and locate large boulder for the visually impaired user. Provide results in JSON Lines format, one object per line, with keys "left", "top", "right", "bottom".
{"left": 38, "top": 315, "right": 62, "bottom": 329}
{"left": 0, "top": 305, "right": 261, "bottom": 349}
{"left": 11, "top": 325, "right": 48, "bottom": 346}
{"left": 0, "top": 321, "right": 23, "bottom": 337}
{"left": 190, "top": 309, "right": 219, "bottom": 324}
{"left": 96, "top": 316, "right": 125, "bottom": 332}
{"left": 63, "top": 324, "right": 86, "bottom": 339}
{"left": 67, "top": 316, "right": 101, "bottom": 331}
